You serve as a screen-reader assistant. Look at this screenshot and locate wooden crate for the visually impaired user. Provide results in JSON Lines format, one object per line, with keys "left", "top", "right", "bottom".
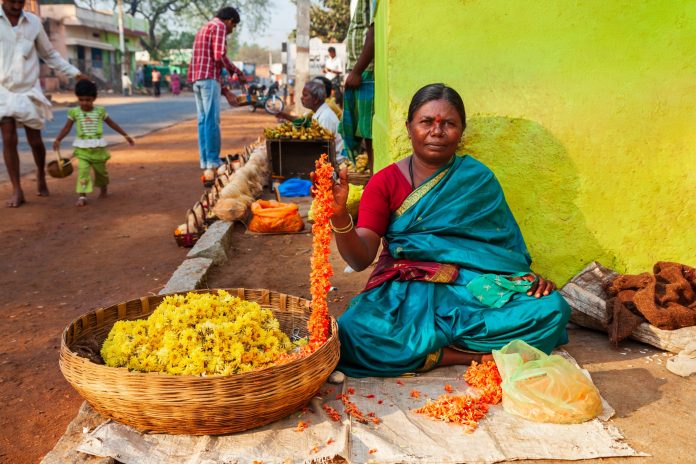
{"left": 265, "top": 138, "right": 336, "bottom": 186}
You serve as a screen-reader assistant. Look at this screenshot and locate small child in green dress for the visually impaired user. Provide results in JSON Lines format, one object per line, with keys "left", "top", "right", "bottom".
{"left": 53, "top": 80, "right": 134, "bottom": 206}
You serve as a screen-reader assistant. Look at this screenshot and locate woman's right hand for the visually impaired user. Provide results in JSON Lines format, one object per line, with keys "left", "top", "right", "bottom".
{"left": 309, "top": 167, "right": 350, "bottom": 218}
{"left": 331, "top": 168, "right": 350, "bottom": 216}
{"left": 52, "top": 140, "right": 60, "bottom": 151}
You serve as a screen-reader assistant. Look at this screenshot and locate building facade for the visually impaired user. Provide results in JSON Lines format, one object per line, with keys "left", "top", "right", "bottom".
{"left": 40, "top": 0, "right": 147, "bottom": 91}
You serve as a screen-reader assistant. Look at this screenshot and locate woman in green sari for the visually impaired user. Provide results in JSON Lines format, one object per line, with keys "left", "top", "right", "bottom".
{"left": 328, "top": 83, "right": 571, "bottom": 378}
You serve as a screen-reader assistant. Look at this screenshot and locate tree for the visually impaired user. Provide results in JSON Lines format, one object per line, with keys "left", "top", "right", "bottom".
{"left": 160, "top": 31, "right": 196, "bottom": 51}
{"left": 119, "top": 0, "right": 188, "bottom": 60}
{"left": 310, "top": 0, "right": 350, "bottom": 42}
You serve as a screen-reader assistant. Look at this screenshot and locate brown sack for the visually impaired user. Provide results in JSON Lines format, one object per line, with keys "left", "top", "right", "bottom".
{"left": 607, "top": 262, "right": 696, "bottom": 333}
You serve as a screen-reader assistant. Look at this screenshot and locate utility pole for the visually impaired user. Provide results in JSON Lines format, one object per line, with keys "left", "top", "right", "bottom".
{"left": 295, "top": 0, "right": 310, "bottom": 113}
{"left": 116, "top": 0, "right": 127, "bottom": 94}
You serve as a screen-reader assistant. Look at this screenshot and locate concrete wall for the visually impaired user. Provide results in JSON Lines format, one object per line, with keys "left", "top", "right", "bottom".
{"left": 373, "top": 0, "right": 696, "bottom": 283}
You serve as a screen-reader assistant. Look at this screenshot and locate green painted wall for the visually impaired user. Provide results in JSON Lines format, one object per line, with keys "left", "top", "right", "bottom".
{"left": 374, "top": 0, "right": 696, "bottom": 284}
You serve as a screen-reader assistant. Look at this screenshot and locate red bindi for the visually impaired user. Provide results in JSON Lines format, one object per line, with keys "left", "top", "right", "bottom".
{"left": 434, "top": 115, "right": 442, "bottom": 124}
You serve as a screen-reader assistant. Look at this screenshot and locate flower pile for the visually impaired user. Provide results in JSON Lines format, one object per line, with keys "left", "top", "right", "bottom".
{"left": 307, "top": 153, "right": 334, "bottom": 348}
{"left": 101, "top": 290, "right": 299, "bottom": 376}
{"left": 415, "top": 361, "right": 502, "bottom": 432}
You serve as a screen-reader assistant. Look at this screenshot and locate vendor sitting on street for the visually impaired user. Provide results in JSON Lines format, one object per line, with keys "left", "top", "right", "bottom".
{"left": 276, "top": 80, "right": 344, "bottom": 158}
{"left": 328, "top": 83, "right": 571, "bottom": 377}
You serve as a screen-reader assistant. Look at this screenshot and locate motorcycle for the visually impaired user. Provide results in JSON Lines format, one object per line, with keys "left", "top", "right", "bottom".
{"left": 247, "top": 82, "right": 285, "bottom": 115}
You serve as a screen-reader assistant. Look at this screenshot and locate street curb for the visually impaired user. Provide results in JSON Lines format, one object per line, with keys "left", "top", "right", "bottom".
{"left": 159, "top": 143, "right": 265, "bottom": 293}
{"left": 186, "top": 220, "right": 234, "bottom": 265}
{"left": 159, "top": 257, "right": 214, "bottom": 295}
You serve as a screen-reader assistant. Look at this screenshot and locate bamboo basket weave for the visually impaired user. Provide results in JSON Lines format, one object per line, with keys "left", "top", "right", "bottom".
{"left": 59, "top": 288, "right": 340, "bottom": 435}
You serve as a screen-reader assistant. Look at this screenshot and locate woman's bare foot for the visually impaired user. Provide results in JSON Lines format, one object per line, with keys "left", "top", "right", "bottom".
{"left": 440, "top": 347, "right": 495, "bottom": 367}
{"left": 98, "top": 186, "right": 108, "bottom": 199}
{"left": 6, "top": 190, "right": 25, "bottom": 208}
{"left": 37, "top": 175, "right": 49, "bottom": 197}
{"left": 75, "top": 196, "right": 87, "bottom": 207}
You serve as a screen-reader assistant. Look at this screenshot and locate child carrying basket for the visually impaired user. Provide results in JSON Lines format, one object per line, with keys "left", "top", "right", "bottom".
{"left": 53, "top": 80, "right": 134, "bottom": 206}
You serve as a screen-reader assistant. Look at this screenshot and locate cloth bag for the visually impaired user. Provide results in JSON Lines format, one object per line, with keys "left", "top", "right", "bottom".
{"left": 248, "top": 200, "right": 304, "bottom": 233}
{"left": 492, "top": 340, "right": 603, "bottom": 424}
{"left": 277, "top": 178, "right": 312, "bottom": 197}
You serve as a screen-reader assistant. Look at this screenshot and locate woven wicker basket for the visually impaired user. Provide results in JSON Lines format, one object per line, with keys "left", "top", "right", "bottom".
{"left": 59, "top": 288, "right": 340, "bottom": 435}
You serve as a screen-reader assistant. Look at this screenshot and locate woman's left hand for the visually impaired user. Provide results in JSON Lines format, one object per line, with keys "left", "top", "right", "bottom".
{"left": 527, "top": 273, "right": 556, "bottom": 298}
{"left": 511, "top": 273, "right": 557, "bottom": 298}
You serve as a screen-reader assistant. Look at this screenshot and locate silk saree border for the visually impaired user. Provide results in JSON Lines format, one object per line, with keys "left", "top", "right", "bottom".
{"left": 395, "top": 163, "right": 452, "bottom": 217}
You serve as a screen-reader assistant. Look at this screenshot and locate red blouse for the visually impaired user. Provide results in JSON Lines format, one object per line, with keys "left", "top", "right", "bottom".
{"left": 357, "top": 164, "right": 413, "bottom": 236}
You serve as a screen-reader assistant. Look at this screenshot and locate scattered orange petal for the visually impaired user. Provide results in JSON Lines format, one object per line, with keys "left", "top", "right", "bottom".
{"left": 377, "top": 400, "right": 384, "bottom": 404}
{"left": 327, "top": 438, "right": 335, "bottom": 445}
{"left": 296, "top": 420, "right": 310, "bottom": 432}
{"left": 415, "top": 361, "right": 503, "bottom": 432}
{"left": 396, "top": 380, "right": 404, "bottom": 386}
{"left": 340, "top": 394, "right": 371, "bottom": 424}
{"left": 347, "top": 387, "right": 355, "bottom": 395}
{"left": 369, "top": 448, "right": 378, "bottom": 454}
{"left": 410, "top": 390, "right": 421, "bottom": 398}
{"left": 364, "top": 394, "right": 375, "bottom": 399}
{"left": 322, "top": 404, "right": 342, "bottom": 421}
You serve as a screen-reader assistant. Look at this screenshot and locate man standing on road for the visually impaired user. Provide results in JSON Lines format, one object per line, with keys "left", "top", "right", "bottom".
{"left": 323, "top": 46, "right": 343, "bottom": 102}
{"left": 1, "top": 0, "right": 87, "bottom": 207}
{"left": 151, "top": 68, "right": 161, "bottom": 97}
{"left": 122, "top": 72, "right": 132, "bottom": 96}
{"left": 339, "top": 0, "right": 375, "bottom": 173}
{"left": 187, "top": 6, "right": 246, "bottom": 176}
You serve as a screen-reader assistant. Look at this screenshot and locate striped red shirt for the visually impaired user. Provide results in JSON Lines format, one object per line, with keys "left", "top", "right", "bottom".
{"left": 187, "top": 17, "right": 243, "bottom": 83}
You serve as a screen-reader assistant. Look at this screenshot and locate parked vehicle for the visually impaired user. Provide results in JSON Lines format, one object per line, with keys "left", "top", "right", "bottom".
{"left": 247, "top": 81, "right": 284, "bottom": 114}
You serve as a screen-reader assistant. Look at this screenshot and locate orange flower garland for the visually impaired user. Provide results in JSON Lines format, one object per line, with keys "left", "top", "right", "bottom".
{"left": 415, "top": 361, "right": 503, "bottom": 432}
{"left": 307, "top": 153, "right": 334, "bottom": 348}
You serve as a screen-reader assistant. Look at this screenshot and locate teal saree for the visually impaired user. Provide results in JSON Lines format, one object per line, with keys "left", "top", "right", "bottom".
{"left": 337, "top": 155, "right": 571, "bottom": 377}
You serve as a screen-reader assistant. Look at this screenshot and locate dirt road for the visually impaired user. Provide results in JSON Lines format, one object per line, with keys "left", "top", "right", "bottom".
{"left": 0, "top": 109, "right": 275, "bottom": 463}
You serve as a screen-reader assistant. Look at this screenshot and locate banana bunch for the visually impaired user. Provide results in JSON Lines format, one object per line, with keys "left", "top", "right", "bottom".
{"left": 338, "top": 153, "right": 370, "bottom": 173}
{"left": 264, "top": 116, "right": 334, "bottom": 141}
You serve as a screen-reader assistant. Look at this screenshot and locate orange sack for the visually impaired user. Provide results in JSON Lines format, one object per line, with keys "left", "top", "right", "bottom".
{"left": 248, "top": 200, "right": 304, "bottom": 233}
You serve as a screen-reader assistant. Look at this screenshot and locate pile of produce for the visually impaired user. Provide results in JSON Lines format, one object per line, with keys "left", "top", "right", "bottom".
{"left": 101, "top": 290, "right": 304, "bottom": 376}
{"left": 338, "top": 153, "right": 369, "bottom": 173}
{"left": 264, "top": 115, "right": 334, "bottom": 141}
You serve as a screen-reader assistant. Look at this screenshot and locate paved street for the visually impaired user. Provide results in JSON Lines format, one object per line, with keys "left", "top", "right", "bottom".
{"left": 0, "top": 95, "right": 234, "bottom": 183}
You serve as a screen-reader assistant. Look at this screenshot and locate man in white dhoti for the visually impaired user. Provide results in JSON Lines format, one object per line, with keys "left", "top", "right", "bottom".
{"left": 1, "top": 0, "right": 86, "bottom": 207}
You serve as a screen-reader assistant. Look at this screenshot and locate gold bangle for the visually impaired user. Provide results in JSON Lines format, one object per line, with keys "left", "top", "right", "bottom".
{"left": 329, "top": 215, "right": 354, "bottom": 234}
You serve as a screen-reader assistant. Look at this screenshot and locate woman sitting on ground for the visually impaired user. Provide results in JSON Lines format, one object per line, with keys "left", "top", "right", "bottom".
{"left": 329, "top": 83, "right": 571, "bottom": 378}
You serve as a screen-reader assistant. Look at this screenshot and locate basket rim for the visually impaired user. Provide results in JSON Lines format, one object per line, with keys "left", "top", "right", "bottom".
{"left": 60, "top": 287, "right": 338, "bottom": 380}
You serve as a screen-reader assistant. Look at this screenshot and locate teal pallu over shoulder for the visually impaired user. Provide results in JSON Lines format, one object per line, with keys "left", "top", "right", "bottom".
{"left": 337, "top": 155, "right": 571, "bottom": 378}
{"left": 466, "top": 272, "right": 538, "bottom": 309}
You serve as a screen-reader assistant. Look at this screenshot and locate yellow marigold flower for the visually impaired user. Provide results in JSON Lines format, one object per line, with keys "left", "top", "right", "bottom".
{"left": 101, "top": 291, "right": 296, "bottom": 376}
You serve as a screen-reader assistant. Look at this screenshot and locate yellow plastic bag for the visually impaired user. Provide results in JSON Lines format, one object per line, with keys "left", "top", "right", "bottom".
{"left": 248, "top": 200, "right": 304, "bottom": 233}
{"left": 492, "top": 340, "right": 603, "bottom": 424}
